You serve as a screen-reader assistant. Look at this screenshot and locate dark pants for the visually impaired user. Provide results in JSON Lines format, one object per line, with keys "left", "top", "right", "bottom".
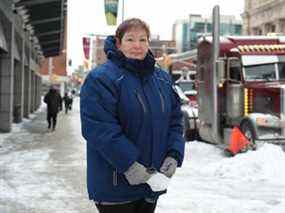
{"left": 47, "top": 112, "right": 57, "bottom": 130}
{"left": 64, "top": 104, "right": 70, "bottom": 114}
{"left": 95, "top": 199, "right": 157, "bottom": 213}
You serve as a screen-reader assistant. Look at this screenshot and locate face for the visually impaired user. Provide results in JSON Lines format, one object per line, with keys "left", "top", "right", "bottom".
{"left": 116, "top": 28, "right": 149, "bottom": 60}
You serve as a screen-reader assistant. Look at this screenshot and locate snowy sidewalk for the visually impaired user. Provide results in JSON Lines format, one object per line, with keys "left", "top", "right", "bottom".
{"left": 0, "top": 98, "right": 97, "bottom": 213}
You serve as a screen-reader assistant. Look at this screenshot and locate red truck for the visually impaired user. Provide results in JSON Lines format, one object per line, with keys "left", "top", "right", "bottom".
{"left": 196, "top": 6, "right": 285, "bottom": 146}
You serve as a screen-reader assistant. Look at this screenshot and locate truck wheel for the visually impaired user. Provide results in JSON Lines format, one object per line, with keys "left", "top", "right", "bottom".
{"left": 240, "top": 121, "right": 257, "bottom": 148}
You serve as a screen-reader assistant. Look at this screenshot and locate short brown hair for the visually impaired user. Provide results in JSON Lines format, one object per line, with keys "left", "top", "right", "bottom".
{"left": 115, "top": 18, "right": 150, "bottom": 42}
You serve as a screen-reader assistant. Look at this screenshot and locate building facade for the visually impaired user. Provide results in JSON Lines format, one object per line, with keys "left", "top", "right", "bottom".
{"left": 88, "top": 35, "right": 176, "bottom": 68}
{"left": 173, "top": 19, "right": 190, "bottom": 53}
{"left": 150, "top": 39, "right": 176, "bottom": 58}
{"left": 173, "top": 14, "right": 242, "bottom": 52}
{"left": 242, "top": 0, "right": 285, "bottom": 35}
{"left": 0, "top": 0, "right": 66, "bottom": 132}
{"left": 40, "top": 16, "right": 68, "bottom": 96}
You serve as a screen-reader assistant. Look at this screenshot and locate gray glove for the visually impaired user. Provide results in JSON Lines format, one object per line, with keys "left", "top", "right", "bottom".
{"left": 124, "top": 162, "right": 151, "bottom": 185}
{"left": 160, "top": 157, "right": 178, "bottom": 178}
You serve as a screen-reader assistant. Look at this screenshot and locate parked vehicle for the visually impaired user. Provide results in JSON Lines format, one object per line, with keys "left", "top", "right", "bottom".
{"left": 176, "top": 80, "right": 197, "bottom": 107}
{"left": 193, "top": 6, "right": 285, "bottom": 146}
{"left": 172, "top": 70, "right": 196, "bottom": 82}
{"left": 174, "top": 84, "right": 199, "bottom": 141}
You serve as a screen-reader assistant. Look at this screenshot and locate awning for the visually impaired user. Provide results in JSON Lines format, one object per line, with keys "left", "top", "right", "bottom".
{"left": 14, "top": 0, "right": 67, "bottom": 57}
{"left": 0, "top": 22, "right": 8, "bottom": 52}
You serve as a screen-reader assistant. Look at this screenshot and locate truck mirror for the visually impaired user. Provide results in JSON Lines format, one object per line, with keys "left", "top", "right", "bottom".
{"left": 216, "top": 59, "right": 225, "bottom": 83}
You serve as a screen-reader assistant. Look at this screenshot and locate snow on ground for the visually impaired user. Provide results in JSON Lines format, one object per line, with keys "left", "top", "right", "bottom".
{"left": 0, "top": 110, "right": 41, "bottom": 153}
{"left": 1, "top": 98, "right": 285, "bottom": 212}
{"left": 157, "top": 142, "right": 285, "bottom": 213}
{"left": 0, "top": 102, "right": 89, "bottom": 213}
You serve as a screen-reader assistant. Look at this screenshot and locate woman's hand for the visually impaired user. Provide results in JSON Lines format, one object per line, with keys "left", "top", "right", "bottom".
{"left": 160, "top": 157, "right": 178, "bottom": 178}
{"left": 124, "top": 162, "right": 151, "bottom": 185}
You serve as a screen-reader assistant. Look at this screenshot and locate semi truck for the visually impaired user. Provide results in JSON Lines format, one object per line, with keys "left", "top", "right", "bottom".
{"left": 196, "top": 6, "right": 285, "bottom": 146}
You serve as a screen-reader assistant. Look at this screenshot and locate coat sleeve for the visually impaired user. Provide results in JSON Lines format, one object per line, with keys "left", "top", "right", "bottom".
{"left": 167, "top": 84, "right": 185, "bottom": 167}
{"left": 58, "top": 94, "right": 63, "bottom": 110}
{"left": 80, "top": 72, "right": 139, "bottom": 173}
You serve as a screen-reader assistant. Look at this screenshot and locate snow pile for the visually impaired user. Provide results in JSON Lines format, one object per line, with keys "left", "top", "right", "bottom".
{"left": 157, "top": 142, "right": 285, "bottom": 213}
{"left": 0, "top": 133, "right": 10, "bottom": 148}
{"left": 207, "top": 143, "right": 285, "bottom": 183}
{"left": 268, "top": 199, "right": 285, "bottom": 213}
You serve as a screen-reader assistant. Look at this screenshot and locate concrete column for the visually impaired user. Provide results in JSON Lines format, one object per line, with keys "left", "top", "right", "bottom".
{"left": 30, "top": 71, "right": 34, "bottom": 113}
{"left": 13, "top": 33, "right": 24, "bottom": 123}
{"left": 30, "top": 70, "right": 34, "bottom": 113}
{"left": 0, "top": 18, "right": 14, "bottom": 132}
{"left": 34, "top": 75, "right": 37, "bottom": 110}
{"left": 261, "top": 24, "right": 266, "bottom": 35}
{"left": 36, "top": 75, "right": 41, "bottom": 109}
{"left": 28, "top": 68, "right": 32, "bottom": 114}
{"left": 281, "top": 20, "right": 285, "bottom": 32}
{"left": 24, "top": 46, "right": 31, "bottom": 118}
{"left": 20, "top": 36, "right": 25, "bottom": 119}
{"left": 32, "top": 72, "right": 36, "bottom": 112}
{"left": 35, "top": 74, "right": 38, "bottom": 111}
{"left": 275, "top": 19, "right": 281, "bottom": 33}
{"left": 38, "top": 76, "right": 42, "bottom": 108}
{"left": 23, "top": 65, "right": 30, "bottom": 118}
{"left": 275, "top": 19, "right": 285, "bottom": 33}
{"left": 13, "top": 60, "right": 22, "bottom": 123}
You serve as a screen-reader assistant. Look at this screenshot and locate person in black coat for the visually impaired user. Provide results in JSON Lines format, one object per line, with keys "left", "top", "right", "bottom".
{"left": 62, "top": 92, "right": 72, "bottom": 114}
{"left": 44, "top": 87, "right": 62, "bottom": 130}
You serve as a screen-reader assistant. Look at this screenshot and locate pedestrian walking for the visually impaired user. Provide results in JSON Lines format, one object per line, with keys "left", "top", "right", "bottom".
{"left": 44, "top": 86, "right": 62, "bottom": 131}
{"left": 80, "top": 18, "right": 185, "bottom": 213}
{"left": 67, "top": 89, "right": 75, "bottom": 110}
{"left": 63, "top": 92, "right": 72, "bottom": 114}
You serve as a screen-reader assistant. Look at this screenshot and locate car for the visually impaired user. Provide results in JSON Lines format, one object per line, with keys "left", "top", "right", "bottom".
{"left": 174, "top": 84, "right": 199, "bottom": 141}
{"left": 175, "top": 80, "right": 197, "bottom": 107}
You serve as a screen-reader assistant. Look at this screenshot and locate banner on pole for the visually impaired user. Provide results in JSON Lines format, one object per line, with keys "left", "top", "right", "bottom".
{"left": 82, "top": 37, "right": 91, "bottom": 60}
{"left": 104, "top": 0, "right": 119, "bottom": 26}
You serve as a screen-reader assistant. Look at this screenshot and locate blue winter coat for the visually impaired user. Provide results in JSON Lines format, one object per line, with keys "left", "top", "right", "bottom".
{"left": 80, "top": 36, "right": 185, "bottom": 202}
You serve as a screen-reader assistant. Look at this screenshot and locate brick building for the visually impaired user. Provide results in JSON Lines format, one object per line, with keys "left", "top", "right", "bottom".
{"left": 89, "top": 35, "right": 176, "bottom": 67}
{"left": 39, "top": 17, "right": 68, "bottom": 95}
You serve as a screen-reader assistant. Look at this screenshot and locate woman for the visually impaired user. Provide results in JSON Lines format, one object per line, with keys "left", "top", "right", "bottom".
{"left": 80, "top": 18, "right": 185, "bottom": 213}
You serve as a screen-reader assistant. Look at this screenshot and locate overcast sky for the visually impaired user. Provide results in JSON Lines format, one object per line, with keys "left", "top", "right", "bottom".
{"left": 67, "top": 0, "right": 244, "bottom": 72}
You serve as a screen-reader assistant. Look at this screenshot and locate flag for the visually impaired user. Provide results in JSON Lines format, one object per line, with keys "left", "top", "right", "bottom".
{"left": 104, "top": 0, "right": 119, "bottom": 26}
{"left": 83, "top": 37, "right": 91, "bottom": 60}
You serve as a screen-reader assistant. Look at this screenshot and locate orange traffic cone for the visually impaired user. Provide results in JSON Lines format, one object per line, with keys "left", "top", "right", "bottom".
{"left": 225, "top": 127, "right": 250, "bottom": 156}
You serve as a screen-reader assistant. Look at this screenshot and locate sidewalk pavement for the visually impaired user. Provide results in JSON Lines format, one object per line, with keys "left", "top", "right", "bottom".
{"left": 0, "top": 98, "right": 98, "bottom": 213}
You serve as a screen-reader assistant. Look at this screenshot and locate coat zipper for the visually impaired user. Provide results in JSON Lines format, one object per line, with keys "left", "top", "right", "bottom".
{"left": 139, "top": 83, "right": 154, "bottom": 168}
{"left": 113, "top": 170, "right": 118, "bottom": 186}
{"left": 135, "top": 91, "right": 147, "bottom": 113}
{"left": 158, "top": 89, "right": 165, "bottom": 113}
